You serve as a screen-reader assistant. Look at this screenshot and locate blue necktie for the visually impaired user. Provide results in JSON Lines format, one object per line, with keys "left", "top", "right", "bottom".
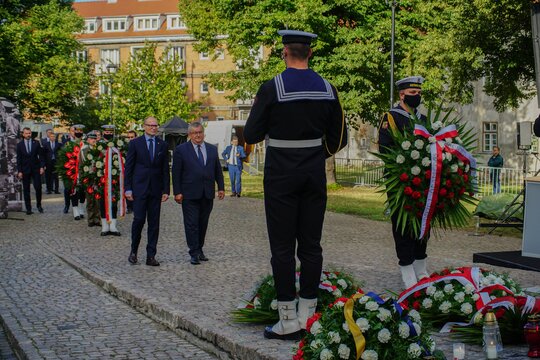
{"left": 197, "top": 145, "right": 204, "bottom": 166}
{"left": 148, "top": 138, "right": 154, "bottom": 162}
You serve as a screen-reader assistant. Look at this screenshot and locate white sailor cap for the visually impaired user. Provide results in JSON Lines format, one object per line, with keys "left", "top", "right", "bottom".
{"left": 73, "top": 124, "right": 85, "bottom": 130}
{"left": 278, "top": 30, "right": 317, "bottom": 45}
{"left": 396, "top": 76, "right": 425, "bottom": 90}
{"left": 101, "top": 124, "right": 116, "bottom": 131}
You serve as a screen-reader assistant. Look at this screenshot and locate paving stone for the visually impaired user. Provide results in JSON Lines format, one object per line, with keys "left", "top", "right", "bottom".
{"left": 1, "top": 192, "right": 538, "bottom": 359}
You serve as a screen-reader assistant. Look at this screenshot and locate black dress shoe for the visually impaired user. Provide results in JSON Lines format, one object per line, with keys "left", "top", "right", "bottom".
{"left": 198, "top": 254, "right": 209, "bottom": 261}
{"left": 146, "top": 257, "right": 160, "bottom": 266}
{"left": 74, "top": 216, "right": 80, "bottom": 220}
{"left": 236, "top": 193, "right": 241, "bottom": 197}
{"left": 46, "top": 191, "right": 52, "bottom": 194}
{"left": 63, "top": 206, "right": 69, "bottom": 214}
{"left": 88, "top": 223, "right": 95, "bottom": 227}
{"left": 26, "top": 210, "right": 33, "bottom": 215}
{"left": 54, "top": 190, "right": 60, "bottom": 194}
{"left": 128, "top": 252, "right": 137, "bottom": 264}
{"left": 230, "top": 193, "right": 236, "bottom": 197}
{"left": 100, "top": 231, "right": 109, "bottom": 236}
{"left": 263, "top": 327, "right": 303, "bottom": 341}
{"left": 190, "top": 256, "right": 201, "bottom": 265}
{"left": 109, "top": 231, "right": 121, "bottom": 236}
{"left": 37, "top": 206, "right": 43, "bottom": 213}
{"left": 79, "top": 214, "right": 84, "bottom": 219}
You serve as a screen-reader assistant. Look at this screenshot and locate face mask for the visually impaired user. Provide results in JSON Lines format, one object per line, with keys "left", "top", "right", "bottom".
{"left": 74, "top": 132, "right": 83, "bottom": 138}
{"left": 404, "top": 94, "right": 421, "bottom": 108}
{"left": 103, "top": 133, "right": 113, "bottom": 140}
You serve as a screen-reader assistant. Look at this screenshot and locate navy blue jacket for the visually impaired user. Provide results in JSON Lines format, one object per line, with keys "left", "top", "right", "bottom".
{"left": 16, "top": 139, "right": 45, "bottom": 174}
{"left": 172, "top": 141, "right": 224, "bottom": 199}
{"left": 221, "top": 145, "right": 246, "bottom": 170}
{"left": 124, "top": 135, "right": 170, "bottom": 197}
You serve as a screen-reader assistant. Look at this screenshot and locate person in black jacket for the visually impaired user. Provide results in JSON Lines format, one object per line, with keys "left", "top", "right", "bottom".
{"left": 16, "top": 127, "right": 45, "bottom": 214}
{"left": 244, "top": 30, "right": 347, "bottom": 341}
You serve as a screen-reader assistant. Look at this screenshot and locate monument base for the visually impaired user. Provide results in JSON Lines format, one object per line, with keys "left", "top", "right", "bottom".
{"left": 473, "top": 251, "right": 540, "bottom": 272}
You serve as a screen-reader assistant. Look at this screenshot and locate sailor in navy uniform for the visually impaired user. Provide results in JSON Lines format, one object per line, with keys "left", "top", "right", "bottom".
{"left": 69, "top": 124, "right": 87, "bottom": 220}
{"left": 378, "top": 76, "right": 430, "bottom": 289}
{"left": 244, "top": 29, "right": 347, "bottom": 341}
{"left": 98, "top": 124, "right": 121, "bottom": 236}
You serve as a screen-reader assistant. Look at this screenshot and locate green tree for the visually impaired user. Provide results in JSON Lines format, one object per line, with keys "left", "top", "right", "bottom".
{"left": 0, "top": 0, "right": 92, "bottom": 121}
{"left": 179, "top": 0, "right": 538, "bottom": 126}
{"left": 96, "top": 43, "right": 200, "bottom": 131}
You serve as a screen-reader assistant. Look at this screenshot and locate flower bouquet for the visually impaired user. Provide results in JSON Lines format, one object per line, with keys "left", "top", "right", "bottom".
{"left": 375, "top": 106, "right": 477, "bottom": 239}
{"left": 56, "top": 140, "right": 85, "bottom": 193}
{"left": 232, "top": 271, "right": 361, "bottom": 324}
{"left": 295, "top": 291, "right": 439, "bottom": 360}
{"left": 397, "top": 266, "right": 539, "bottom": 345}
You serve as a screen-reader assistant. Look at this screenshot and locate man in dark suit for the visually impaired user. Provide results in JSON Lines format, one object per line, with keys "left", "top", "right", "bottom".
{"left": 17, "top": 127, "right": 45, "bottom": 214}
{"left": 125, "top": 117, "right": 170, "bottom": 266}
{"left": 43, "top": 131, "right": 61, "bottom": 194}
{"left": 221, "top": 135, "right": 247, "bottom": 197}
{"left": 172, "top": 121, "right": 225, "bottom": 265}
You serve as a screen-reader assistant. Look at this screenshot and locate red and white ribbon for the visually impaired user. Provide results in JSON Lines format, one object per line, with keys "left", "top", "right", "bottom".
{"left": 104, "top": 146, "right": 126, "bottom": 222}
{"left": 413, "top": 124, "right": 476, "bottom": 239}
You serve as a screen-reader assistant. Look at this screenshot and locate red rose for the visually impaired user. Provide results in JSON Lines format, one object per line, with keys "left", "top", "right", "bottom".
{"left": 412, "top": 191, "right": 421, "bottom": 200}
{"left": 112, "top": 179, "right": 117, "bottom": 185}
{"left": 66, "top": 170, "right": 72, "bottom": 176}
{"left": 416, "top": 211, "right": 423, "bottom": 218}
{"left": 112, "top": 197, "right": 116, "bottom": 202}
{"left": 425, "top": 170, "right": 431, "bottom": 179}
{"left": 404, "top": 187, "right": 413, "bottom": 196}
{"left": 100, "top": 177, "right": 106, "bottom": 184}
{"left": 463, "top": 174, "right": 469, "bottom": 182}
{"left": 404, "top": 205, "right": 413, "bottom": 212}
{"left": 446, "top": 180, "right": 452, "bottom": 187}
{"left": 412, "top": 177, "right": 422, "bottom": 187}
{"left": 448, "top": 192, "right": 455, "bottom": 199}
{"left": 459, "top": 187, "right": 466, "bottom": 195}
{"left": 87, "top": 187, "right": 93, "bottom": 194}
{"left": 95, "top": 194, "right": 101, "bottom": 200}
{"left": 439, "top": 188, "right": 447, "bottom": 197}
{"left": 83, "top": 178, "right": 89, "bottom": 184}
{"left": 436, "top": 203, "right": 445, "bottom": 210}
{"left": 457, "top": 168, "right": 464, "bottom": 175}
{"left": 413, "top": 291, "right": 422, "bottom": 298}
{"left": 400, "top": 173, "right": 409, "bottom": 182}
{"left": 413, "top": 301, "right": 421, "bottom": 310}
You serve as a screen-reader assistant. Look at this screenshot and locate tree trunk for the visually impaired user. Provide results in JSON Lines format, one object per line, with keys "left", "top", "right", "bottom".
{"left": 325, "top": 155, "right": 337, "bottom": 184}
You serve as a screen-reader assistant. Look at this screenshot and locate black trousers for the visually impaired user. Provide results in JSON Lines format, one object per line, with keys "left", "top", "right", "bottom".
{"left": 181, "top": 198, "right": 213, "bottom": 257}
{"left": 131, "top": 193, "right": 162, "bottom": 258}
{"left": 45, "top": 160, "right": 59, "bottom": 192}
{"left": 391, "top": 212, "right": 427, "bottom": 266}
{"left": 22, "top": 171, "right": 42, "bottom": 211}
{"left": 99, "top": 199, "right": 117, "bottom": 219}
{"left": 264, "top": 169, "right": 326, "bottom": 301}
{"left": 70, "top": 190, "right": 85, "bottom": 207}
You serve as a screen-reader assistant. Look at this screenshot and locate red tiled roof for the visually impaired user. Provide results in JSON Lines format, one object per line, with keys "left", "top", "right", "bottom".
{"left": 73, "top": 0, "right": 179, "bottom": 18}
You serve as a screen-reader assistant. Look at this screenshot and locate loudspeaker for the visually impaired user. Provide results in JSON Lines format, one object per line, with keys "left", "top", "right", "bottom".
{"left": 518, "top": 121, "right": 533, "bottom": 150}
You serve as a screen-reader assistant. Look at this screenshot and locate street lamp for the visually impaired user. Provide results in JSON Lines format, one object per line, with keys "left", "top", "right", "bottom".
{"left": 106, "top": 63, "right": 117, "bottom": 126}
{"left": 386, "top": 0, "right": 398, "bottom": 107}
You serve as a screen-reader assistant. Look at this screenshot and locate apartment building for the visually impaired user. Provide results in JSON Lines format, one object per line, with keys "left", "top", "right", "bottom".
{"left": 73, "top": 0, "right": 256, "bottom": 121}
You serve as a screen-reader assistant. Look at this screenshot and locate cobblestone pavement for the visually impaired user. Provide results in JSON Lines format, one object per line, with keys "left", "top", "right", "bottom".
{"left": 1, "top": 192, "right": 539, "bottom": 359}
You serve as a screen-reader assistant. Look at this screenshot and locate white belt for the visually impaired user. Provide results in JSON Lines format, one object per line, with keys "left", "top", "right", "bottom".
{"left": 267, "top": 138, "right": 322, "bottom": 148}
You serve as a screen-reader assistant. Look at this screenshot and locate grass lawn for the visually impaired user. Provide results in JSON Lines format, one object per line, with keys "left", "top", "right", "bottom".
{"left": 239, "top": 173, "right": 522, "bottom": 238}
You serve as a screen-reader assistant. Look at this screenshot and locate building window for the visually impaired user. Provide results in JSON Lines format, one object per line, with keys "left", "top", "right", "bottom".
{"left": 100, "top": 49, "right": 120, "bottom": 66}
{"left": 99, "top": 80, "right": 112, "bottom": 95}
{"left": 216, "top": 116, "right": 225, "bottom": 121}
{"left": 134, "top": 16, "right": 160, "bottom": 31}
{"left": 74, "top": 50, "right": 87, "bottom": 63}
{"left": 167, "top": 15, "right": 186, "bottom": 29}
{"left": 215, "top": 86, "right": 225, "bottom": 94}
{"left": 483, "top": 122, "right": 498, "bottom": 152}
{"left": 359, "top": 137, "right": 367, "bottom": 149}
{"left": 131, "top": 46, "right": 144, "bottom": 59}
{"left": 215, "top": 49, "right": 225, "bottom": 60}
{"left": 167, "top": 46, "right": 185, "bottom": 61}
{"left": 200, "top": 82, "right": 209, "bottom": 93}
{"left": 103, "top": 18, "right": 127, "bottom": 32}
{"left": 199, "top": 52, "right": 209, "bottom": 60}
{"left": 84, "top": 20, "right": 96, "bottom": 33}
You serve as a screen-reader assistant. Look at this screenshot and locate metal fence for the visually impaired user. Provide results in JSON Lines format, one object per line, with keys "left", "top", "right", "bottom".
{"left": 335, "top": 158, "right": 529, "bottom": 197}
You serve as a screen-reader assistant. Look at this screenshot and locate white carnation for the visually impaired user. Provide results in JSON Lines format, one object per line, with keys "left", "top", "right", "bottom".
{"left": 408, "top": 309, "right": 421, "bottom": 323}
{"left": 97, "top": 145, "right": 103, "bottom": 151}
{"left": 445, "top": 137, "right": 453, "bottom": 144}
{"left": 411, "top": 166, "right": 421, "bottom": 176}
{"left": 432, "top": 121, "right": 443, "bottom": 130}
{"left": 433, "top": 291, "right": 444, "bottom": 300}
{"left": 472, "top": 293, "right": 480, "bottom": 301}
{"left": 465, "top": 164, "right": 470, "bottom": 172}
{"left": 408, "top": 343, "right": 422, "bottom": 357}
{"left": 97, "top": 171, "right": 103, "bottom": 177}
{"left": 310, "top": 321, "right": 322, "bottom": 335}
{"left": 365, "top": 301, "right": 379, "bottom": 311}
{"left": 444, "top": 284, "right": 454, "bottom": 294}
{"left": 398, "top": 322, "right": 410, "bottom": 338}
{"left": 426, "top": 286, "right": 437, "bottom": 296}
{"left": 333, "top": 288, "right": 342, "bottom": 297}
{"left": 401, "top": 141, "right": 412, "bottom": 150}
{"left": 311, "top": 339, "right": 323, "bottom": 349}
{"left": 414, "top": 139, "right": 424, "bottom": 149}
{"left": 377, "top": 328, "right": 391, "bottom": 343}
{"left": 413, "top": 322, "right": 422, "bottom": 336}
{"left": 361, "top": 350, "right": 378, "bottom": 360}
{"left": 358, "top": 296, "right": 369, "bottom": 304}
{"left": 107, "top": 142, "right": 114, "bottom": 147}
{"left": 396, "top": 154, "right": 405, "bottom": 164}
{"left": 439, "top": 301, "right": 452, "bottom": 313}
{"left": 377, "top": 308, "right": 391, "bottom": 322}
{"left": 454, "top": 292, "right": 465, "bottom": 303}
{"left": 355, "top": 317, "right": 370, "bottom": 331}
{"left": 450, "top": 164, "right": 459, "bottom": 173}
{"left": 328, "top": 331, "right": 341, "bottom": 344}
{"left": 461, "top": 303, "right": 473, "bottom": 315}
{"left": 410, "top": 150, "right": 420, "bottom": 160}
{"left": 333, "top": 300, "right": 345, "bottom": 309}
{"left": 328, "top": 272, "right": 337, "bottom": 279}
{"left": 113, "top": 160, "right": 119, "bottom": 166}
{"left": 445, "top": 152, "right": 453, "bottom": 161}
{"left": 428, "top": 136, "right": 436, "bottom": 144}
{"left": 117, "top": 140, "right": 124, "bottom": 147}
{"left": 458, "top": 160, "right": 464, "bottom": 167}
{"left": 320, "top": 273, "right": 328, "bottom": 281}
{"left": 342, "top": 322, "right": 350, "bottom": 333}
{"left": 337, "top": 279, "right": 348, "bottom": 289}
{"left": 270, "top": 299, "right": 278, "bottom": 310}
{"left": 422, "top": 298, "right": 433, "bottom": 309}
{"left": 112, "top": 169, "right": 118, "bottom": 175}
{"left": 320, "top": 348, "right": 333, "bottom": 360}
{"left": 95, "top": 161, "right": 103, "bottom": 169}
{"left": 464, "top": 284, "right": 475, "bottom": 294}
{"left": 87, "top": 154, "right": 93, "bottom": 160}
{"left": 338, "top": 344, "right": 350, "bottom": 359}
{"left": 83, "top": 166, "right": 89, "bottom": 172}
{"left": 421, "top": 157, "right": 431, "bottom": 167}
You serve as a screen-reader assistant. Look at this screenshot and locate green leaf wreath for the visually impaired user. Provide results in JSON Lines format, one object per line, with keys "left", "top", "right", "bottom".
{"left": 374, "top": 105, "right": 478, "bottom": 239}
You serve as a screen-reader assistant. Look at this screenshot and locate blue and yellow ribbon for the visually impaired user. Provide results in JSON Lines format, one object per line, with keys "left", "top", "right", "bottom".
{"left": 344, "top": 293, "right": 366, "bottom": 360}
